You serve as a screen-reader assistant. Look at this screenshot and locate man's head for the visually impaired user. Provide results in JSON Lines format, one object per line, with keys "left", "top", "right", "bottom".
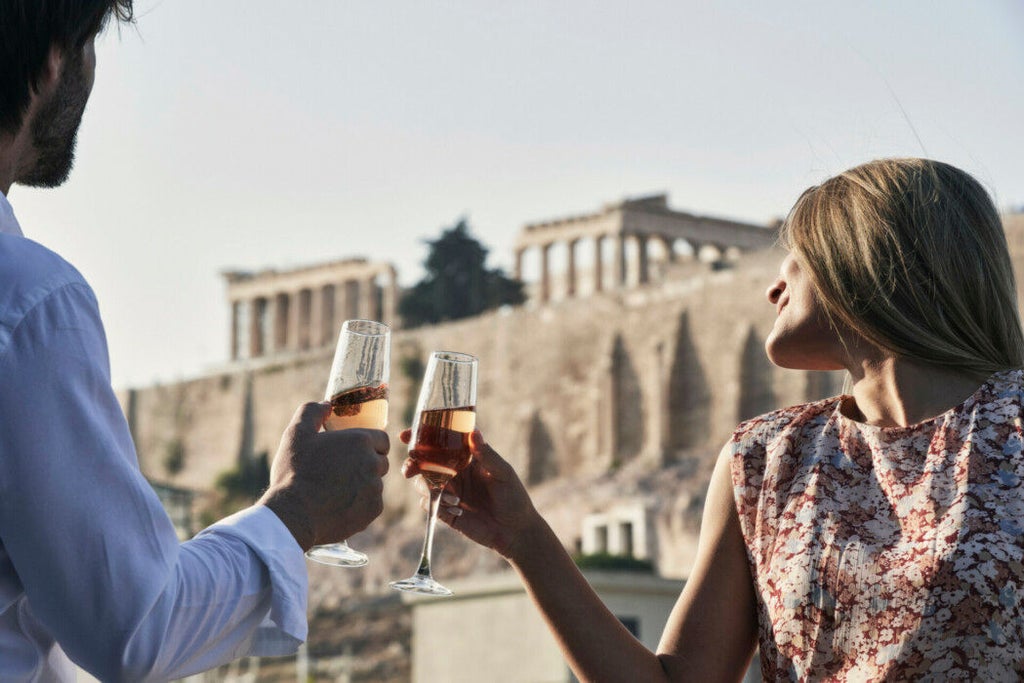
{"left": 0, "top": 0, "right": 133, "bottom": 187}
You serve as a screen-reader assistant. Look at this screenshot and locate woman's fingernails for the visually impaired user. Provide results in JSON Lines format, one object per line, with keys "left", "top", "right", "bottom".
{"left": 448, "top": 506, "right": 463, "bottom": 517}
{"left": 442, "top": 494, "right": 460, "bottom": 506}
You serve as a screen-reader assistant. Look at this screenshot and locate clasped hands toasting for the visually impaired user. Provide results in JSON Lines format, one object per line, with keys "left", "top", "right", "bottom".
{"left": 259, "top": 400, "right": 538, "bottom": 586}
{"left": 261, "top": 318, "right": 536, "bottom": 596}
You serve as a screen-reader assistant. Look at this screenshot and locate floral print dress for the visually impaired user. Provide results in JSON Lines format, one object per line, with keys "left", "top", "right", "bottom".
{"left": 730, "top": 369, "right": 1024, "bottom": 681}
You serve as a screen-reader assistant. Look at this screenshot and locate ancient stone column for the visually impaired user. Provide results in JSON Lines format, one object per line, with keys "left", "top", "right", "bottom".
{"left": 309, "top": 286, "right": 321, "bottom": 350}
{"left": 362, "top": 277, "right": 378, "bottom": 320}
{"left": 268, "top": 292, "right": 283, "bottom": 351}
{"left": 613, "top": 233, "right": 627, "bottom": 288}
{"left": 566, "top": 239, "right": 578, "bottom": 297}
{"left": 320, "top": 284, "right": 336, "bottom": 347}
{"left": 286, "top": 291, "right": 301, "bottom": 352}
{"left": 250, "top": 297, "right": 265, "bottom": 358}
{"left": 540, "top": 243, "right": 552, "bottom": 303}
{"left": 636, "top": 234, "right": 650, "bottom": 285}
{"left": 660, "top": 235, "right": 677, "bottom": 263}
{"left": 298, "top": 288, "right": 313, "bottom": 350}
{"left": 230, "top": 300, "right": 241, "bottom": 360}
{"left": 348, "top": 280, "right": 361, "bottom": 320}
{"left": 594, "top": 235, "right": 604, "bottom": 292}
{"left": 339, "top": 278, "right": 356, "bottom": 321}
{"left": 271, "top": 294, "right": 281, "bottom": 351}
{"left": 261, "top": 297, "right": 271, "bottom": 356}
{"left": 514, "top": 248, "right": 525, "bottom": 282}
{"left": 381, "top": 266, "right": 398, "bottom": 326}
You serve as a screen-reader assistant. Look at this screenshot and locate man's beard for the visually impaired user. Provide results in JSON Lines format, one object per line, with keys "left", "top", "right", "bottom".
{"left": 19, "top": 51, "right": 91, "bottom": 188}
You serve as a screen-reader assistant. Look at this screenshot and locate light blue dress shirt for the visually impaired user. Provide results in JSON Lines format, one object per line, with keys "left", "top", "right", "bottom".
{"left": 0, "top": 192, "right": 307, "bottom": 681}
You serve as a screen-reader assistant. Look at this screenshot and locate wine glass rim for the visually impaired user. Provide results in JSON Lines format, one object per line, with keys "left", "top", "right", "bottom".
{"left": 341, "top": 319, "right": 390, "bottom": 336}
{"left": 431, "top": 350, "right": 477, "bottom": 364}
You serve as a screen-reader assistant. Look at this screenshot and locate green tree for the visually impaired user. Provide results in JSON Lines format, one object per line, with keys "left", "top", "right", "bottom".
{"left": 398, "top": 218, "right": 525, "bottom": 327}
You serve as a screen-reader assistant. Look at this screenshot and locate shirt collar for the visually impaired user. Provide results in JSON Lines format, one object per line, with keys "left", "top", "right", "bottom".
{"left": 0, "top": 191, "right": 24, "bottom": 237}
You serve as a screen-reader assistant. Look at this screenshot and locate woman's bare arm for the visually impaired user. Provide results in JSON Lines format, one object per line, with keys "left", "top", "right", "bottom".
{"left": 656, "top": 449, "right": 759, "bottom": 680}
{"left": 406, "top": 433, "right": 758, "bottom": 682}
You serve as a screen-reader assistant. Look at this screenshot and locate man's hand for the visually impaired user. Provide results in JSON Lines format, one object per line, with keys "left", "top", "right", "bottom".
{"left": 259, "top": 402, "right": 390, "bottom": 552}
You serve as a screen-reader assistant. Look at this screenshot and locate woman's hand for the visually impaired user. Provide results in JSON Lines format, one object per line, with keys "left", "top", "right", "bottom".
{"left": 400, "top": 429, "right": 540, "bottom": 560}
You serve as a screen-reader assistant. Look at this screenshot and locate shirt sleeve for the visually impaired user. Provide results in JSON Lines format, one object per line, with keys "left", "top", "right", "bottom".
{"left": 0, "top": 282, "right": 307, "bottom": 681}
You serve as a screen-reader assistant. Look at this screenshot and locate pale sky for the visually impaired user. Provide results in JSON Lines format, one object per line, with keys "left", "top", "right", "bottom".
{"left": 7, "top": 0, "right": 1023, "bottom": 389}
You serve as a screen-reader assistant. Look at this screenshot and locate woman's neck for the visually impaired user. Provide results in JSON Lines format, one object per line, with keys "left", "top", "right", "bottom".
{"left": 844, "top": 355, "right": 990, "bottom": 428}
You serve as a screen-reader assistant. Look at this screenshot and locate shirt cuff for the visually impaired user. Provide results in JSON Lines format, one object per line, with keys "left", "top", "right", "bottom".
{"left": 200, "top": 505, "right": 309, "bottom": 655}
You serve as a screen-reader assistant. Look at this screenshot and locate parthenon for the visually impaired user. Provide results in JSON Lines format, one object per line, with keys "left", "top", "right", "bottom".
{"left": 222, "top": 194, "right": 778, "bottom": 362}
{"left": 224, "top": 258, "right": 398, "bottom": 361}
{"left": 514, "top": 194, "right": 777, "bottom": 303}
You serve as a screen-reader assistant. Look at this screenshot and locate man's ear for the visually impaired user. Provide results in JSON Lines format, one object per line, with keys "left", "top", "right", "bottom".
{"left": 34, "top": 44, "right": 67, "bottom": 96}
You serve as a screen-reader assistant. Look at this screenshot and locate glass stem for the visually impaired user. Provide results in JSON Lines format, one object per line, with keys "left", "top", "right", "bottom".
{"left": 415, "top": 484, "right": 445, "bottom": 578}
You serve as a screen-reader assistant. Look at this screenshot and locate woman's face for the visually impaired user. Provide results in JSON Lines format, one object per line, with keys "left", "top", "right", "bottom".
{"left": 764, "top": 253, "right": 848, "bottom": 371}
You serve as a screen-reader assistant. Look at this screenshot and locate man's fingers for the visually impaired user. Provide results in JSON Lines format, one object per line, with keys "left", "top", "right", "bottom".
{"left": 290, "top": 401, "right": 330, "bottom": 437}
{"left": 367, "top": 429, "right": 390, "bottom": 455}
{"left": 346, "top": 430, "right": 390, "bottom": 475}
{"left": 324, "top": 427, "right": 390, "bottom": 455}
{"left": 399, "top": 428, "right": 412, "bottom": 444}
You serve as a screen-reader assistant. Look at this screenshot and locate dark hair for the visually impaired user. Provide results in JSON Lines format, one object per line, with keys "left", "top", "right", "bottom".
{"left": 0, "top": 0, "right": 133, "bottom": 134}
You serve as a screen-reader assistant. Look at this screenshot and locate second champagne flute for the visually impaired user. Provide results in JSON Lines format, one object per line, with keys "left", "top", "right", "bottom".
{"left": 391, "top": 351, "right": 478, "bottom": 596}
{"left": 306, "top": 319, "right": 390, "bottom": 568}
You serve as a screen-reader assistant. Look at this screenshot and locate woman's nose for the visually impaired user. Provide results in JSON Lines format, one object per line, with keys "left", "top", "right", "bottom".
{"left": 766, "top": 279, "right": 785, "bottom": 304}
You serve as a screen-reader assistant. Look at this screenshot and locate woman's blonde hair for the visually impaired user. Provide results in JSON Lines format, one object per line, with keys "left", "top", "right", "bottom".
{"left": 779, "top": 158, "right": 1024, "bottom": 375}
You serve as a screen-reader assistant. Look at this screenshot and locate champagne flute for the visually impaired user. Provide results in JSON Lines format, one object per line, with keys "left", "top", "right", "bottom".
{"left": 306, "top": 319, "right": 390, "bottom": 567}
{"left": 390, "top": 351, "right": 478, "bottom": 596}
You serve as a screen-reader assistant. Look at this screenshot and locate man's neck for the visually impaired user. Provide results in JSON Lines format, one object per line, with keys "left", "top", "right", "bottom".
{"left": 0, "top": 115, "right": 41, "bottom": 196}
{"left": 0, "top": 133, "right": 26, "bottom": 196}
{"left": 0, "top": 163, "right": 14, "bottom": 197}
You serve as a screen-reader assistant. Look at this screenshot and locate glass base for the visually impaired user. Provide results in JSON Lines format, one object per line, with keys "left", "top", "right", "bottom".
{"left": 306, "top": 542, "right": 368, "bottom": 567}
{"left": 389, "top": 575, "right": 453, "bottom": 596}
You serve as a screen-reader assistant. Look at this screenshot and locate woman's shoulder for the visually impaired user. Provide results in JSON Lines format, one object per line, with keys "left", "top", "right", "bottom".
{"left": 724, "top": 396, "right": 842, "bottom": 486}
{"left": 978, "top": 367, "right": 1024, "bottom": 406}
{"left": 730, "top": 396, "right": 842, "bottom": 449}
